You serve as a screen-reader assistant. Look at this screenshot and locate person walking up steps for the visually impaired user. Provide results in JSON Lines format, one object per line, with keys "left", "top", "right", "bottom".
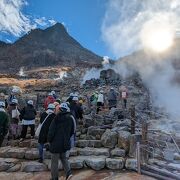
{"left": 96, "top": 90, "right": 104, "bottom": 114}
{"left": 38, "top": 103, "right": 56, "bottom": 163}
{"left": 0, "top": 101, "right": 9, "bottom": 147}
{"left": 48, "top": 102, "right": 74, "bottom": 180}
{"left": 20, "top": 100, "right": 36, "bottom": 141}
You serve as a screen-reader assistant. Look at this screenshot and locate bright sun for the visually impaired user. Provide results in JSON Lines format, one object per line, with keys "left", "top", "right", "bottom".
{"left": 141, "top": 18, "right": 175, "bottom": 53}
{"left": 145, "top": 29, "right": 173, "bottom": 52}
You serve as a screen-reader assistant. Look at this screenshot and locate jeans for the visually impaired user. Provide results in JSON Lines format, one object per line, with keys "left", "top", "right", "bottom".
{"left": 51, "top": 153, "right": 71, "bottom": 179}
{"left": 38, "top": 143, "right": 44, "bottom": 160}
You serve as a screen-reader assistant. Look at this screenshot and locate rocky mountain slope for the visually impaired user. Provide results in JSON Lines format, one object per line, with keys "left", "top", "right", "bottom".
{"left": 0, "top": 23, "right": 103, "bottom": 73}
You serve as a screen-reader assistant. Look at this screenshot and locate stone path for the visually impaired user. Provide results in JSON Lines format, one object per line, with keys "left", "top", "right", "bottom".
{"left": 0, "top": 170, "right": 156, "bottom": 180}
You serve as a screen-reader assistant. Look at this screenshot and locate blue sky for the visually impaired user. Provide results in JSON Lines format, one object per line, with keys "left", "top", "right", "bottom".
{"left": 0, "top": 0, "right": 116, "bottom": 59}
{"left": 1, "top": 0, "right": 179, "bottom": 59}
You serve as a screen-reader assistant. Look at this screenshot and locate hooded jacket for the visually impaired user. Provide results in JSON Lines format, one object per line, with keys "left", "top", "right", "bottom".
{"left": 38, "top": 110, "right": 56, "bottom": 144}
{"left": 108, "top": 89, "right": 118, "bottom": 101}
{"left": 44, "top": 96, "right": 55, "bottom": 110}
{"left": 48, "top": 111, "right": 74, "bottom": 153}
{"left": 20, "top": 104, "right": 37, "bottom": 120}
{"left": 0, "top": 108, "right": 9, "bottom": 137}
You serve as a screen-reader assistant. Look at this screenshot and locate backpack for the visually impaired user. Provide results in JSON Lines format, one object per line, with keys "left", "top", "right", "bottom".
{"left": 122, "top": 91, "right": 127, "bottom": 99}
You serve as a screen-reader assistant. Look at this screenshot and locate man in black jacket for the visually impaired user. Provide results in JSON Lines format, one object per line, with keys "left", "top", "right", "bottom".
{"left": 70, "top": 96, "right": 83, "bottom": 124}
{"left": 48, "top": 103, "right": 74, "bottom": 180}
{"left": 0, "top": 101, "right": 9, "bottom": 147}
{"left": 38, "top": 103, "right": 56, "bottom": 163}
{"left": 20, "top": 100, "right": 36, "bottom": 140}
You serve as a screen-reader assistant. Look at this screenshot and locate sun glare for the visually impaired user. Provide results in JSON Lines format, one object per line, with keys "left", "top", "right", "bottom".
{"left": 145, "top": 29, "right": 173, "bottom": 52}
{"left": 141, "top": 17, "right": 175, "bottom": 53}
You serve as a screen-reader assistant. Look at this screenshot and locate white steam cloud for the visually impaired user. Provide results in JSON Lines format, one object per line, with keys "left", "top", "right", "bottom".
{"left": 0, "top": 0, "right": 56, "bottom": 38}
{"left": 101, "top": 0, "right": 180, "bottom": 129}
{"left": 82, "top": 56, "right": 111, "bottom": 84}
{"left": 102, "top": 0, "right": 180, "bottom": 57}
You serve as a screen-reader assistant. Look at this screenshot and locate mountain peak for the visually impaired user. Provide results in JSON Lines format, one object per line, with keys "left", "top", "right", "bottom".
{"left": 45, "top": 22, "right": 67, "bottom": 33}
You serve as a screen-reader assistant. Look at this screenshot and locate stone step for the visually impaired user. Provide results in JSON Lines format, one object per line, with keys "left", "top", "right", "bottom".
{"left": 0, "top": 146, "right": 126, "bottom": 161}
{"left": 0, "top": 147, "right": 78, "bottom": 160}
{"left": 0, "top": 156, "right": 127, "bottom": 172}
{"left": 76, "top": 140, "right": 102, "bottom": 148}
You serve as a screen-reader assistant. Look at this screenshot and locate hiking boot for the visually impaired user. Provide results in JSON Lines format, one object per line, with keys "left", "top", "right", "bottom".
{"left": 19, "top": 138, "right": 24, "bottom": 142}
{"left": 66, "top": 174, "right": 73, "bottom": 180}
{"left": 38, "top": 158, "right": 43, "bottom": 163}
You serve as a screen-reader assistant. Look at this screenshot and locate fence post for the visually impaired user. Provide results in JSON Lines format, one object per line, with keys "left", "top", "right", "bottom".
{"left": 136, "top": 141, "right": 141, "bottom": 174}
{"left": 130, "top": 104, "right": 135, "bottom": 134}
{"left": 141, "top": 120, "right": 149, "bottom": 164}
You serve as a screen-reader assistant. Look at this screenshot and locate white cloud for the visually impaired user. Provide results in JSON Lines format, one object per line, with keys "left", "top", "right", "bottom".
{"left": 48, "top": 19, "right": 56, "bottom": 26}
{"left": 34, "top": 17, "right": 48, "bottom": 26}
{"left": 0, "top": 0, "right": 34, "bottom": 36}
{"left": 0, "top": 0, "right": 57, "bottom": 37}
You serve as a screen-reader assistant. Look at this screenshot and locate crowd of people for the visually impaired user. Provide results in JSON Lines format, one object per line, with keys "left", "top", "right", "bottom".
{"left": 90, "top": 86, "right": 128, "bottom": 114}
{"left": 0, "top": 85, "right": 128, "bottom": 180}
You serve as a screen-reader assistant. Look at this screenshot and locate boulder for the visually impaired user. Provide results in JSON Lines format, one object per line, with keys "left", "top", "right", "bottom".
{"left": 104, "top": 116, "right": 114, "bottom": 125}
{"left": 78, "top": 147, "right": 110, "bottom": 157}
{"left": 0, "top": 146, "right": 12, "bottom": 158}
{"left": 88, "top": 140, "right": 102, "bottom": 148}
{"left": 76, "top": 140, "right": 89, "bottom": 148}
{"left": 125, "top": 158, "right": 137, "bottom": 171}
{"left": 118, "top": 131, "right": 131, "bottom": 152}
{"left": 69, "top": 158, "right": 84, "bottom": 169}
{"left": 106, "top": 158, "right": 125, "bottom": 170}
{"left": 79, "top": 134, "right": 87, "bottom": 140}
{"left": 7, "top": 163, "right": 21, "bottom": 172}
{"left": 21, "top": 161, "right": 47, "bottom": 172}
{"left": 70, "top": 148, "right": 78, "bottom": 156}
{"left": 19, "top": 140, "right": 31, "bottom": 148}
{"left": 174, "top": 153, "right": 180, "bottom": 160}
{"left": 84, "top": 115, "right": 94, "bottom": 128}
{"left": 6, "top": 148, "right": 27, "bottom": 159}
{"left": 0, "top": 158, "right": 18, "bottom": 171}
{"left": 94, "top": 115, "right": 104, "bottom": 126}
{"left": 101, "top": 129, "right": 118, "bottom": 148}
{"left": 85, "top": 157, "right": 105, "bottom": 170}
{"left": 111, "top": 148, "right": 126, "bottom": 157}
{"left": 87, "top": 126, "right": 105, "bottom": 138}
{"left": 25, "top": 148, "right": 39, "bottom": 160}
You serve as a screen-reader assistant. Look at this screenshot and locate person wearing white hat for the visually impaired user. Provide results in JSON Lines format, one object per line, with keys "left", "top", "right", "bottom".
{"left": 0, "top": 101, "right": 9, "bottom": 147}
{"left": 51, "top": 91, "right": 57, "bottom": 99}
{"left": 20, "top": 100, "right": 37, "bottom": 141}
{"left": 38, "top": 103, "right": 56, "bottom": 163}
{"left": 48, "top": 102, "right": 74, "bottom": 180}
{"left": 70, "top": 96, "right": 83, "bottom": 124}
{"left": 108, "top": 87, "right": 118, "bottom": 110}
{"left": 7, "top": 98, "right": 20, "bottom": 140}
{"left": 96, "top": 90, "right": 105, "bottom": 114}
